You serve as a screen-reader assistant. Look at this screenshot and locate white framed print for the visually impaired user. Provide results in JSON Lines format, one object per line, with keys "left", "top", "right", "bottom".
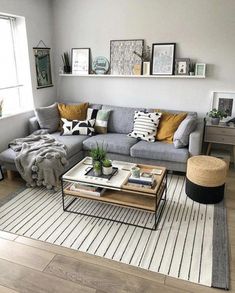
{"left": 195, "top": 63, "right": 206, "bottom": 77}
{"left": 212, "top": 91, "right": 235, "bottom": 121}
{"left": 71, "top": 48, "right": 90, "bottom": 75}
{"left": 151, "top": 43, "right": 176, "bottom": 75}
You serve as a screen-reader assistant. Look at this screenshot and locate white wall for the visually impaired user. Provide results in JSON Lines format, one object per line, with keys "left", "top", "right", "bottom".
{"left": 0, "top": 0, "right": 56, "bottom": 151}
{"left": 52, "top": 0, "right": 235, "bottom": 116}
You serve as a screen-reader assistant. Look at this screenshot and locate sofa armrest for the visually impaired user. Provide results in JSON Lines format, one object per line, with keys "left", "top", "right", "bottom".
{"left": 29, "top": 116, "right": 40, "bottom": 133}
{"left": 188, "top": 121, "right": 204, "bottom": 156}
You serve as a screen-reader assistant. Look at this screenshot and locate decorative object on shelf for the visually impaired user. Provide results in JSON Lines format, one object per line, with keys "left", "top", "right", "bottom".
{"left": 102, "top": 159, "right": 113, "bottom": 175}
{"left": 61, "top": 52, "right": 71, "bottom": 73}
{"left": 93, "top": 161, "right": 102, "bottom": 176}
{"left": 151, "top": 43, "right": 176, "bottom": 75}
{"left": 33, "top": 41, "right": 53, "bottom": 89}
{"left": 195, "top": 63, "right": 206, "bottom": 76}
{"left": 189, "top": 62, "right": 195, "bottom": 75}
{"left": 212, "top": 91, "right": 235, "bottom": 122}
{"left": 92, "top": 56, "right": 109, "bottom": 74}
{"left": 0, "top": 165, "right": 3, "bottom": 181}
{"left": 133, "top": 45, "right": 151, "bottom": 75}
{"left": 71, "top": 48, "right": 90, "bottom": 75}
{"left": 207, "top": 108, "right": 228, "bottom": 125}
{"left": 0, "top": 98, "right": 3, "bottom": 117}
{"left": 110, "top": 39, "right": 144, "bottom": 75}
{"left": 175, "top": 58, "right": 190, "bottom": 75}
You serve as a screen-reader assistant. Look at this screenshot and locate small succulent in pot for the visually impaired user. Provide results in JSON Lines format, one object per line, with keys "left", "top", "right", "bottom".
{"left": 207, "top": 108, "right": 228, "bottom": 125}
{"left": 93, "top": 161, "right": 102, "bottom": 176}
{"left": 189, "top": 62, "right": 195, "bottom": 75}
{"left": 102, "top": 159, "right": 113, "bottom": 175}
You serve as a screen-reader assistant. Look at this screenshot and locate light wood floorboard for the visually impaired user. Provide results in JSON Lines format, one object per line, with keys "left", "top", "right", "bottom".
{"left": 0, "top": 168, "right": 234, "bottom": 292}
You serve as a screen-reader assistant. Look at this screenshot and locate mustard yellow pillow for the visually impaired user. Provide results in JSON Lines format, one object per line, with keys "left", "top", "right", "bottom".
{"left": 155, "top": 111, "right": 187, "bottom": 142}
{"left": 58, "top": 102, "right": 89, "bottom": 120}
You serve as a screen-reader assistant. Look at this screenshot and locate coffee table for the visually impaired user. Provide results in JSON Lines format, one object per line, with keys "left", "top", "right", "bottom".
{"left": 61, "top": 157, "right": 167, "bottom": 230}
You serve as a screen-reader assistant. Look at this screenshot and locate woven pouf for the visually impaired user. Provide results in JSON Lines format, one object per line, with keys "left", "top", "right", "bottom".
{"left": 186, "top": 155, "right": 227, "bottom": 204}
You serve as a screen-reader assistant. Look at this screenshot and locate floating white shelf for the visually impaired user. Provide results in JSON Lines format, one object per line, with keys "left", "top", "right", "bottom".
{"left": 59, "top": 73, "right": 206, "bottom": 79}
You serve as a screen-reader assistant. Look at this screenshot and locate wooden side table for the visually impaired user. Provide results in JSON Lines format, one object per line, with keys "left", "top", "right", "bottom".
{"left": 204, "top": 121, "right": 235, "bottom": 166}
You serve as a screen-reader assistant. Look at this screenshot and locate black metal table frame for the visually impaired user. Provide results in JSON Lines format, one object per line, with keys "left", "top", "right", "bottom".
{"left": 61, "top": 171, "right": 167, "bottom": 230}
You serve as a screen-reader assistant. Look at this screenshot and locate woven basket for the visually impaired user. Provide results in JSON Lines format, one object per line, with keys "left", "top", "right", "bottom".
{"left": 187, "top": 155, "right": 227, "bottom": 187}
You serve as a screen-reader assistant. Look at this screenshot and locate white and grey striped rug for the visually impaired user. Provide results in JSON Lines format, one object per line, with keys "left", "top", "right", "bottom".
{"left": 0, "top": 174, "right": 229, "bottom": 289}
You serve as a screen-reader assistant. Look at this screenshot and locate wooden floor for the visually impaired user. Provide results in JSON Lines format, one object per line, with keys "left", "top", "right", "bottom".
{"left": 0, "top": 170, "right": 234, "bottom": 293}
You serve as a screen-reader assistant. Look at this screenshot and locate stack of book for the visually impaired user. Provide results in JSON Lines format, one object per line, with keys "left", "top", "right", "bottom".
{"left": 128, "top": 173, "right": 155, "bottom": 189}
{"left": 68, "top": 183, "right": 106, "bottom": 197}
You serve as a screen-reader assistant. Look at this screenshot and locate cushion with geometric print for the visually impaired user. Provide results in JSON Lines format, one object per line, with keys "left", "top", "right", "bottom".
{"left": 128, "top": 111, "right": 162, "bottom": 142}
{"left": 60, "top": 118, "right": 95, "bottom": 136}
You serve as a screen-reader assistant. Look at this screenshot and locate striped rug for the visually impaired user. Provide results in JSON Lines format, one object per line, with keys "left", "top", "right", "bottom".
{"left": 0, "top": 174, "right": 229, "bottom": 289}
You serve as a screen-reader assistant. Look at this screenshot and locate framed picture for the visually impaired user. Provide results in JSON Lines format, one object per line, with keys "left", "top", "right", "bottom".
{"left": 175, "top": 58, "right": 190, "bottom": 75}
{"left": 33, "top": 47, "right": 53, "bottom": 89}
{"left": 151, "top": 43, "right": 176, "bottom": 75}
{"left": 212, "top": 91, "right": 235, "bottom": 121}
{"left": 195, "top": 63, "right": 206, "bottom": 76}
{"left": 0, "top": 166, "right": 3, "bottom": 181}
{"left": 72, "top": 48, "right": 91, "bottom": 75}
{"left": 110, "top": 39, "right": 144, "bottom": 75}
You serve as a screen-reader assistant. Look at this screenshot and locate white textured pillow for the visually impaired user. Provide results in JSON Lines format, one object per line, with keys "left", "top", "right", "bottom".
{"left": 128, "top": 111, "right": 162, "bottom": 142}
{"left": 61, "top": 118, "right": 95, "bottom": 136}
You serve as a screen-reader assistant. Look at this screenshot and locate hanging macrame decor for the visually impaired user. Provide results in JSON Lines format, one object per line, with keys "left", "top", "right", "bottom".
{"left": 33, "top": 40, "right": 53, "bottom": 89}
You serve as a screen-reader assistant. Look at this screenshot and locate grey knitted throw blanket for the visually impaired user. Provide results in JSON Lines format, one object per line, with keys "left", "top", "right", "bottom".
{"left": 9, "top": 130, "right": 68, "bottom": 190}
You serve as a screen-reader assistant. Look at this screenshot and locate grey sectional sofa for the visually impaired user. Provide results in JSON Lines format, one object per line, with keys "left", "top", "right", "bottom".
{"left": 0, "top": 104, "right": 204, "bottom": 174}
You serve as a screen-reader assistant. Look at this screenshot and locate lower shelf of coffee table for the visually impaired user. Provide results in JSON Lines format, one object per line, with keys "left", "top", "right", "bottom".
{"left": 63, "top": 188, "right": 158, "bottom": 212}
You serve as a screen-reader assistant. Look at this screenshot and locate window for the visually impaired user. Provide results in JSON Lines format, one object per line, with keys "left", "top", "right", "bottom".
{"left": 0, "top": 14, "right": 33, "bottom": 116}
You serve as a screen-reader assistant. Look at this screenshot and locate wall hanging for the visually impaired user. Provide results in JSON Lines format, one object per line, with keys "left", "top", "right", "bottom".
{"left": 33, "top": 40, "right": 53, "bottom": 89}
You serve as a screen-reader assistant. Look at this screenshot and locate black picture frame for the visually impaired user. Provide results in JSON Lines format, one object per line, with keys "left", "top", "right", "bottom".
{"left": 71, "top": 48, "right": 91, "bottom": 75}
{"left": 33, "top": 47, "right": 53, "bottom": 89}
{"left": 110, "top": 39, "right": 144, "bottom": 75}
{"left": 0, "top": 165, "right": 4, "bottom": 181}
{"left": 175, "top": 58, "right": 190, "bottom": 75}
{"left": 151, "top": 43, "right": 176, "bottom": 75}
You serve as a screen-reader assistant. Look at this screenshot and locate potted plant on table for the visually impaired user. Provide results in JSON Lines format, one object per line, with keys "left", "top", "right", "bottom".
{"left": 90, "top": 142, "right": 107, "bottom": 175}
{"left": 93, "top": 161, "right": 102, "bottom": 176}
{"left": 102, "top": 159, "right": 113, "bottom": 175}
{"left": 207, "top": 108, "right": 228, "bottom": 125}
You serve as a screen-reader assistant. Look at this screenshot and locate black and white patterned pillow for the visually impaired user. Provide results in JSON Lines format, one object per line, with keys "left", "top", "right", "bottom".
{"left": 128, "top": 111, "right": 162, "bottom": 142}
{"left": 61, "top": 118, "right": 95, "bottom": 136}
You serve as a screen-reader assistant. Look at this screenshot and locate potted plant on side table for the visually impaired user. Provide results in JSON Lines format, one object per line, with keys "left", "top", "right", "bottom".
{"left": 102, "top": 159, "right": 113, "bottom": 175}
{"left": 207, "top": 108, "right": 228, "bottom": 125}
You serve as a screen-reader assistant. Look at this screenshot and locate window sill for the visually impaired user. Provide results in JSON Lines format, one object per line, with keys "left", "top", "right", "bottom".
{"left": 0, "top": 109, "right": 34, "bottom": 121}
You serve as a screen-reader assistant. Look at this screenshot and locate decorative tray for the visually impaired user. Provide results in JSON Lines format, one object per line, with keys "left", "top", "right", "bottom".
{"left": 85, "top": 167, "right": 118, "bottom": 181}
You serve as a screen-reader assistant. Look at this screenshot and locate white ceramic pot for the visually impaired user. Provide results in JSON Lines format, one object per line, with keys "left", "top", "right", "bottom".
{"left": 102, "top": 166, "right": 113, "bottom": 175}
{"left": 143, "top": 62, "right": 150, "bottom": 75}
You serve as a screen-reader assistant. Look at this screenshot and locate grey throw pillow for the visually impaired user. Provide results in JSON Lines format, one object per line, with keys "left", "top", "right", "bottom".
{"left": 34, "top": 103, "right": 60, "bottom": 133}
{"left": 173, "top": 116, "right": 197, "bottom": 148}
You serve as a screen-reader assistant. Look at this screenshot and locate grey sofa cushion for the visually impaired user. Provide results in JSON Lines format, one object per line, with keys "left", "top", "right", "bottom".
{"left": 101, "top": 105, "right": 144, "bottom": 134}
{"left": 83, "top": 133, "right": 138, "bottom": 155}
{"left": 173, "top": 116, "right": 197, "bottom": 148}
{"left": 130, "top": 141, "right": 189, "bottom": 163}
{"left": 51, "top": 132, "right": 88, "bottom": 158}
{"left": 34, "top": 103, "right": 60, "bottom": 133}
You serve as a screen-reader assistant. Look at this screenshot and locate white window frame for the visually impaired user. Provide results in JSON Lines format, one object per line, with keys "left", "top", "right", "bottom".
{"left": 0, "top": 13, "right": 33, "bottom": 118}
